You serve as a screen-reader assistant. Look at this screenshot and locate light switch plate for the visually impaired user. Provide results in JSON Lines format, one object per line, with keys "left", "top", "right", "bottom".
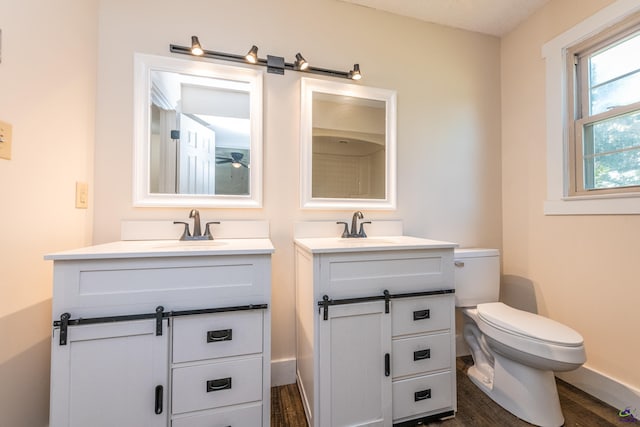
{"left": 0, "top": 120, "right": 13, "bottom": 160}
{"left": 75, "top": 182, "right": 89, "bottom": 209}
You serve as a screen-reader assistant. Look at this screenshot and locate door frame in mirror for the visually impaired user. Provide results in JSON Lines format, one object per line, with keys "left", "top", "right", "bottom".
{"left": 300, "top": 77, "right": 397, "bottom": 210}
{"left": 133, "top": 53, "right": 263, "bottom": 208}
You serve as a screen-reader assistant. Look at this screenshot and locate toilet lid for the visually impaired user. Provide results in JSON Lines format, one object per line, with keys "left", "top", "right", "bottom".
{"left": 477, "top": 302, "right": 584, "bottom": 346}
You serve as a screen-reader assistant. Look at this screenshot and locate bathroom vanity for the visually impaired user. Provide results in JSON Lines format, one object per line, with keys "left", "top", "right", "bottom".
{"left": 294, "top": 236, "right": 457, "bottom": 426}
{"left": 46, "top": 238, "right": 273, "bottom": 427}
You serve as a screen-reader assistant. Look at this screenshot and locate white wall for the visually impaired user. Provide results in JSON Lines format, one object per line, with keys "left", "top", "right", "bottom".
{"left": 502, "top": 0, "right": 640, "bottom": 397}
{"left": 93, "top": 0, "right": 502, "bottom": 372}
{"left": 0, "top": 0, "right": 97, "bottom": 425}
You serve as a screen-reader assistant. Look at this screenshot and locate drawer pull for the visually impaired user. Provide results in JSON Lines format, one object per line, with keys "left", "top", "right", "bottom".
{"left": 413, "top": 309, "right": 430, "bottom": 321}
{"left": 154, "top": 385, "right": 163, "bottom": 414}
{"left": 413, "top": 349, "right": 431, "bottom": 361}
{"left": 207, "top": 328, "right": 233, "bottom": 342}
{"left": 206, "top": 377, "right": 232, "bottom": 392}
{"left": 414, "top": 388, "right": 432, "bottom": 402}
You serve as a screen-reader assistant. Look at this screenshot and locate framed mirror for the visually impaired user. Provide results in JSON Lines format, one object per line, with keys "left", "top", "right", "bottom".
{"left": 300, "top": 78, "right": 396, "bottom": 209}
{"left": 133, "top": 53, "right": 263, "bottom": 207}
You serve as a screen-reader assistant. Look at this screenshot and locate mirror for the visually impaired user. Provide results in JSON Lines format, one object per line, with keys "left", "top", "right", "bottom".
{"left": 133, "top": 53, "right": 263, "bottom": 207}
{"left": 300, "top": 78, "right": 396, "bottom": 209}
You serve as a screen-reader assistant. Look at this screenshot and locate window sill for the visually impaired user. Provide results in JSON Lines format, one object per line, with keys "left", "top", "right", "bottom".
{"left": 544, "top": 195, "right": 640, "bottom": 215}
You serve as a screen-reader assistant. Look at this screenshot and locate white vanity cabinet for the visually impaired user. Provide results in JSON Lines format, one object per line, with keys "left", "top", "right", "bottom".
{"left": 46, "top": 239, "right": 273, "bottom": 427}
{"left": 294, "top": 237, "right": 456, "bottom": 427}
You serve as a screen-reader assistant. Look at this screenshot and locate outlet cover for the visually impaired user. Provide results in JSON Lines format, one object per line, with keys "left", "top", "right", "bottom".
{"left": 75, "top": 182, "right": 89, "bottom": 209}
{"left": 0, "top": 120, "right": 12, "bottom": 160}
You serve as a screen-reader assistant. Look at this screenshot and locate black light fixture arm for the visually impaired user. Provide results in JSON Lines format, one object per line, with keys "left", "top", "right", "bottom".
{"left": 169, "top": 38, "right": 360, "bottom": 80}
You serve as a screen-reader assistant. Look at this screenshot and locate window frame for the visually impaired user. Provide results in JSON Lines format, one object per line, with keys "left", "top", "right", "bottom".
{"left": 566, "top": 12, "right": 640, "bottom": 197}
{"left": 543, "top": 0, "right": 640, "bottom": 215}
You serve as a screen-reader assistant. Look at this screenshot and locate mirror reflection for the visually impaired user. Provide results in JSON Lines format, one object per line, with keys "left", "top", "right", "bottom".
{"left": 312, "top": 93, "right": 386, "bottom": 199}
{"left": 149, "top": 70, "right": 251, "bottom": 196}
{"left": 300, "top": 78, "right": 397, "bottom": 210}
{"left": 133, "top": 53, "right": 263, "bottom": 208}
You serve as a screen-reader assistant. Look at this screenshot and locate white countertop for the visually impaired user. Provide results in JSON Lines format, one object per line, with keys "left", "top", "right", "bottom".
{"left": 45, "top": 238, "right": 275, "bottom": 261}
{"left": 294, "top": 236, "right": 457, "bottom": 254}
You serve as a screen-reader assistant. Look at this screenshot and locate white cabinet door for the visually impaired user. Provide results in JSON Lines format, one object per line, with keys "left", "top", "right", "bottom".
{"left": 318, "top": 301, "right": 392, "bottom": 427}
{"left": 50, "top": 319, "right": 169, "bottom": 427}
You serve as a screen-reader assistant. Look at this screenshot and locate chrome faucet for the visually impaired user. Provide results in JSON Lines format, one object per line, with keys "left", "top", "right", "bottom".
{"left": 337, "top": 211, "right": 371, "bottom": 238}
{"left": 173, "top": 209, "right": 219, "bottom": 240}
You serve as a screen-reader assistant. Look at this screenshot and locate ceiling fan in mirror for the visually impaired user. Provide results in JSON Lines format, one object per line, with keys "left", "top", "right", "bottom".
{"left": 216, "top": 152, "right": 249, "bottom": 168}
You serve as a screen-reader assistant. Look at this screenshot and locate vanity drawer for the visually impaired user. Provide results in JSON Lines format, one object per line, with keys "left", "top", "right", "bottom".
{"left": 171, "top": 402, "right": 262, "bottom": 427}
{"left": 391, "top": 295, "right": 452, "bottom": 337}
{"left": 172, "top": 356, "right": 262, "bottom": 414}
{"left": 392, "top": 333, "right": 451, "bottom": 378}
{"left": 392, "top": 371, "right": 453, "bottom": 421}
{"left": 172, "top": 311, "right": 263, "bottom": 363}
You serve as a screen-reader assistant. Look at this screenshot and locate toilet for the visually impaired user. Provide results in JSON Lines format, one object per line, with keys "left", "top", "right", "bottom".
{"left": 454, "top": 248, "right": 586, "bottom": 427}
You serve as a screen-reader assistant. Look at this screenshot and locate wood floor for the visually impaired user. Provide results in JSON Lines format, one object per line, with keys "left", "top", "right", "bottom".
{"left": 271, "top": 356, "right": 622, "bottom": 426}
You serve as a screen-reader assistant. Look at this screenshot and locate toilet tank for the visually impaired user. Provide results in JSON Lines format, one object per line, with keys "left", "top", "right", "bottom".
{"left": 454, "top": 248, "right": 500, "bottom": 307}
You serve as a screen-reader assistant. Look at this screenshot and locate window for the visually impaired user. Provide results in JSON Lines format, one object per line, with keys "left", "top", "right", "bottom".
{"left": 568, "top": 13, "right": 640, "bottom": 196}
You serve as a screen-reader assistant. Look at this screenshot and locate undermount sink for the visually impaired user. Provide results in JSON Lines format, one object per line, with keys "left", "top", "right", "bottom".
{"left": 152, "top": 240, "right": 228, "bottom": 249}
{"left": 294, "top": 235, "right": 457, "bottom": 254}
{"left": 337, "top": 238, "right": 397, "bottom": 245}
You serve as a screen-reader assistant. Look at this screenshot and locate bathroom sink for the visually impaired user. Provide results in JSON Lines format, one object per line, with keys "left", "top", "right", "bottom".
{"left": 294, "top": 236, "right": 457, "bottom": 253}
{"left": 337, "top": 238, "right": 397, "bottom": 246}
{"left": 152, "top": 240, "right": 228, "bottom": 250}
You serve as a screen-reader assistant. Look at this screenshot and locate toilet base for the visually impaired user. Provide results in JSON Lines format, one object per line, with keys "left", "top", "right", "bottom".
{"left": 467, "top": 352, "right": 564, "bottom": 427}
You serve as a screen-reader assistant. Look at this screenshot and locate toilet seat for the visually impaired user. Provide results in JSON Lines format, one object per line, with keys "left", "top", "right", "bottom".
{"left": 477, "top": 302, "right": 583, "bottom": 347}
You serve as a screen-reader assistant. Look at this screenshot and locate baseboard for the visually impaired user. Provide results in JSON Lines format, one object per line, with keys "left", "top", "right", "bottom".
{"left": 556, "top": 365, "right": 640, "bottom": 412}
{"left": 271, "top": 357, "right": 296, "bottom": 387}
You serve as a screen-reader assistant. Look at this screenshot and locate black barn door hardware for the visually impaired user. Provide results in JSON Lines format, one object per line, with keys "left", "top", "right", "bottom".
{"left": 53, "top": 303, "right": 268, "bottom": 346}
{"left": 318, "top": 289, "right": 454, "bottom": 320}
{"left": 155, "top": 306, "right": 164, "bottom": 336}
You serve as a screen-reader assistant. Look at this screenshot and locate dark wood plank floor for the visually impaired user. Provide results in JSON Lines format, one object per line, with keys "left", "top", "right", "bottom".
{"left": 271, "top": 356, "right": 622, "bottom": 426}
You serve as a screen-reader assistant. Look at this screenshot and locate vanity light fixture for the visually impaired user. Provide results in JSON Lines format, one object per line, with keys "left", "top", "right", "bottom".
{"left": 170, "top": 36, "right": 362, "bottom": 80}
{"left": 190, "top": 36, "right": 203, "bottom": 56}
{"left": 245, "top": 45, "right": 258, "bottom": 63}
{"left": 294, "top": 53, "right": 309, "bottom": 71}
{"left": 348, "top": 63, "right": 362, "bottom": 81}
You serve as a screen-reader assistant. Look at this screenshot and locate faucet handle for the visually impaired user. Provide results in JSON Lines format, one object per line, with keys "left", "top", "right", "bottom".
{"left": 336, "top": 221, "right": 349, "bottom": 238}
{"left": 173, "top": 221, "right": 191, "bottom": 240}
{"left": 203, "top": 222, "right": 220, "bottom": 240}
{"left": 358, "top": 221, "right": 371, "bottom": 238}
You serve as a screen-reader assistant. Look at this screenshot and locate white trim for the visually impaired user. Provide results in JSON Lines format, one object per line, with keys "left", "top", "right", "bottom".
{"left": 271, "top": 357, "right": 297, "bottom": 387}
{"left": 542, "top": 0, "right": 640, "bottom": 215}
{"left": 300, "top": 77, "right": 397, "bottom": 210}
{"left": 133, "top": 53, "right": 264, "bottom": 208}
{"left": 556, "top": 365, "right": 640, "bottom": 413}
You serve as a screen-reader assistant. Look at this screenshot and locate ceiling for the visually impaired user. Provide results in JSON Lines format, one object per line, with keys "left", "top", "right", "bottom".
{"left": 339, "top": 0, "right": 551, "bottom": 37}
